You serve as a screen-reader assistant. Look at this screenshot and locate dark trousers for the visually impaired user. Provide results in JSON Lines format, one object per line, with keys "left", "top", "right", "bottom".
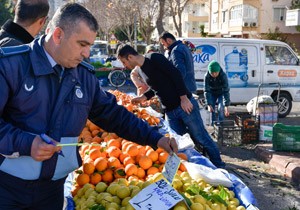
{"left": 0, "top": 170, "right": 65, "bottom": 210}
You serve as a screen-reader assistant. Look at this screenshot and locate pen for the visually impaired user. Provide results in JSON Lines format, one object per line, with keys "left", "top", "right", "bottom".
{"left": 40, "top": 133, "right": 65, "bottom": 157}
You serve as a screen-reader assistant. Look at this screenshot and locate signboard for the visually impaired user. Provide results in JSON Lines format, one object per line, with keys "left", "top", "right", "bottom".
{"left": 162, "top": 154, "right": 181, "bottom": 184}
{"left": 286, "top": 9, "right": 300, "bottom": 26}
{"left": 129, "top": 179, "right": 183, "bottom": 210}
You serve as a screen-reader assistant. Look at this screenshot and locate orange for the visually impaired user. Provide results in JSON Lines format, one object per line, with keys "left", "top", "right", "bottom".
{"left": 158, "top": 152, "right": 169, "bottom": 164}
{"left": 119, "top": 152, "right": 130, "bottom": 163}
{"left": 126, "top": 144, "right": 139, "bottom": 157}
{"left": 127, "top": 175, "right": 139, "bottom": 182}
{"left": 91, "top": 129, "right": 100, "bottom": 137}
{"left": 159, "top": 164, "right": 165, "bottom": 172}
{"left": 94, "top": 157, "right": 108, "bottom": 172}
{"left": 114, "top": 166, "right": 126, "bottom": 179}
{"left": 123, "top": 156, "right": 135, "bottom": 166}
{"left": 106, "top": 146, "right": 121, "bottom": 158}
{"left": 71, "top": 184, "right": 81, "bottom": 197}
{"left": 89, "top": 148, "right": 101, "bottom": 160}
{"left": 107, "top": 139, "right": 122, "bottom": 149}
{"left": 146, "top": 150, "right": 158, "bottom": 162}
{"left": 136, "top": 167, "right": 146, "bottom": 179}
{"left": 138, "top": 156, "right": 153, "bottom": 170}
{"left": 89, "top": 142, "right": 102, "bottom": 150}
{"left": 137, "top": 145, "right": 146, "bottom": 155}
{"left": 107, "top": 157, "right": 121, "bottom": 169}
{"left": 89, "top": 122, "right": 100, "bottom": 132}
{"left": 83, "top": 162, "right": 95, "bottom": 175}
{"left": 156, "top": 147, "right": 164, "bottom": 154}
{"left": 147, "top": 166, "right": 159, "bottom": 175}
{"left": 121, "top": 141, "right": 132, "bottom": 152}
{"left": 90, "top": 173, "right": 102, "bottom": 185}
{"left": 92, "top": 136, "right": 102, "bottom": 143}
{"left": 76, "top": 173, "right": 90, "bottom": 186}
{"left": 125, "top": 163, "right": 138, "bottom": 176}
{"left": 177, "top": 153, "right": 188, "bottom": 161}
{"left": 179, "top": 163, "right": 187, "bottom": 172}
{"left": 101, "top": 169, "right": 114, "bottom": 183}
{"left": 101, "top": 131, "right": 109, "bottom": 139}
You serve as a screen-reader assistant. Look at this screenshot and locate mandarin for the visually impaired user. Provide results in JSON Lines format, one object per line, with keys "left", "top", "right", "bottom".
{"left": 138, "top": 156, "right": 153, "bottom": 170}
{"left": 101, "top": 169, "right": 114, "bottom": 183}
{"left": 106, "top": 146, "right": 121, "bottom": 158}
{"left": 90, "top": 173, "right": 102, "bottom": 185}
{"left": 83, "top": 162, "right": 95, "bottom": 175}
{"left": 89, "top": 148, "right": 102, "bottom": 160}
{"left": 136, "top": 167, "right": 146, "bottom": 179}
{"left": 158, "top": 152, "right": 169, "bottom": 164}
{"left": 147, "top": 166, "right": 159, "bottom": 175}
{"left": 177, "top": 153, "right": 188, "bottom": 161}
{"left": 76, "top": 173, "right": 90, "bottom": 186}
{"left": 107, "top": 156, "right": 121, "bottom": 169}
{"left": 123, "top": 156, "right": 135, "bottom": 166}
{"left": 125, "top": 144, "right": 139, "bottom": 157}
{"left": 125, "top": 163, "right": 138, "bottom": 176}
{"left": 146, "top": 150, "right": 158, "bottom": 162}
{"left": 94, "top": 157, "right": 108, "bottom": 171}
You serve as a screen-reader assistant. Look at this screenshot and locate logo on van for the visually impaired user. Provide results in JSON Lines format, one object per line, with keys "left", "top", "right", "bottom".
{"left": 193, "top": 45, "right": 216, "bottom": 64}
{"left": 277, "top": 70, "right": 297, "bottom": 77}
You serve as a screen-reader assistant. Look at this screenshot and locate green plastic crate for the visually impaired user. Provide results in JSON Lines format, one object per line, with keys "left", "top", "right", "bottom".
{"left": 272, "top": 123, "right": 300, "bottom": 152}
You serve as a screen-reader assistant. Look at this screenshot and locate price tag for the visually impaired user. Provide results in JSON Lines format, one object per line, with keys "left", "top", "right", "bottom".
{"left": 129, "top": 179, "right": 183, "bottom": 210}
{"left": 162, "top": 153, "right": 181, "bottom": 184}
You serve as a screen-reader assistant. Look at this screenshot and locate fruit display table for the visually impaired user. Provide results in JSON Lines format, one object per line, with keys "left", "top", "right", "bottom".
{"left": 62, "top": 90, "right": 258, "bottom": 210}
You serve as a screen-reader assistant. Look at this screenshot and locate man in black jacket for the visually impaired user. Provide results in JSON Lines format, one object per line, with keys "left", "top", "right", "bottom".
{"left": 0, "top": 0, "right": 49, "bottom": 47}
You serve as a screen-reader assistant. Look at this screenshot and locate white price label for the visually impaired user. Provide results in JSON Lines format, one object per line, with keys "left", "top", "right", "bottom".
{"left": 162, "top": 153, "right": 181, "bottom": 184}
{"left": 129, "top": 179, "right": 183, "bottom": 210}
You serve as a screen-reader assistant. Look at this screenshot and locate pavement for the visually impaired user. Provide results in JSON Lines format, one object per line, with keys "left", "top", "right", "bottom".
{"left": 254, "top": 143, "right": 300, "bottom": 184}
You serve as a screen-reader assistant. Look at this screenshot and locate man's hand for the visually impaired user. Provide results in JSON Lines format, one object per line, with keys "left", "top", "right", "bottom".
{"left": 224, "top": 106, "right": 230, "bottom": 117}
{"left": 157, "top": 137, "right": 178, "bottom": 155}
{"left": 31, "top": 136, "right": 61, "bottom": 161}
{"left": 131, "top": 95, "right": 147, "bottom": 105}
{"left": 180, "top": 95, "right": 193, "bottom": 114}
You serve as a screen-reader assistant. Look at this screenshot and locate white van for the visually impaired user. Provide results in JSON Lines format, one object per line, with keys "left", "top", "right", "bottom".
{"left": 182, "top": 38, "right": 300, "bottom": 117}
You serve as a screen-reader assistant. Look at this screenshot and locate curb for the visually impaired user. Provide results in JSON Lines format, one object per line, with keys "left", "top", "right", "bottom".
{"left": 254, "top": 143, "right": 300, "bottom": 183}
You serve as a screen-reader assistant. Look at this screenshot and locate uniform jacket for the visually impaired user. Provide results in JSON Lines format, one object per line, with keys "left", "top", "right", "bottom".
{"left": 0, "top": 19, "right": 34, "bottom": 47}
{"left": 204, "top": 68, "right": 230, "bottom": 107}
{"left": 0, "top": 36, "right": 162, "bottom": 181}
{"left": 168, "top": 40, "right": 197, "bottom": 93}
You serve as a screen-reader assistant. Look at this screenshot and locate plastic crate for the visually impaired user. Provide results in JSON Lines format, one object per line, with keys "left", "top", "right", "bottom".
{"left": 214, "top": 121, "right": 242, "bottom": 146}
{"left": 272, "top": 123, "right": 300, "bottom": 152}
{"left": 241, "top": 128, "right": 259, "bottom": 144}
{"left": 257, "top": 103, "right": 278, "bottom": 126}
{"left": 235, "top": 112, "right": 259, "bottom": 129}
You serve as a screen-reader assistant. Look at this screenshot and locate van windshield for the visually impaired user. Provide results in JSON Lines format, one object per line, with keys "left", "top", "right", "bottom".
{"left": 90, "top": 43, "right": 108, "bottom": 57}
{"left": 265, "top": 45, "right": 298, "bottom": 65}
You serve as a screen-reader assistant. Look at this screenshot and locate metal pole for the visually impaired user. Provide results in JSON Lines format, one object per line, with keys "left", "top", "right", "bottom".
{"left": 134, "top": 15, "right": 137, "bottom": 51}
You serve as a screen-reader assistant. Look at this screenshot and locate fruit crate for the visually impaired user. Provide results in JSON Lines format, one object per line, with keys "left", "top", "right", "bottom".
{"left": 241, "top": 128, "right": 259, "bottom": 144}
{"left": 272, "top": 123, "right": 300, "bottom": 152}
{"left": 235, "top": 112, "right": 259, "bottom": 129}
{"left": 213, "top": 120, "right": 242, "bottom": 146}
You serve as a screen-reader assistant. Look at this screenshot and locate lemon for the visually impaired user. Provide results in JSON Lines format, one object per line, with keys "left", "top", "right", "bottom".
{"left": 193, "top": 194, "right": 206, "bottom": 205}
{"left": 190, "top": 202, "right": 204, "bottom": 210}
{"left": 121, "top": 197, "right": 131, "bottom": 207}
{"left": 95, "top": 182, "right": 108, "bottom": 193}
{"left": 117, "top": 186, "right": 131, "bottom": 199}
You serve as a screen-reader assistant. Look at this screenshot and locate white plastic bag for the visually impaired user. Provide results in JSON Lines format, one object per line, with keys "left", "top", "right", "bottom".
{"left": 182, "top": 161, "right": 233, "bottom": 187}
{"left": 247, "top": 95, "right": 274, "bottom": 115}
{"left": 170, "top": 133, "right": 195, "bottom": 151}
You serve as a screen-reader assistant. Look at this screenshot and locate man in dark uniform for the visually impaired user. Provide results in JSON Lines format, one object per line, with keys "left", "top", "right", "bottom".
{"left": 0, "top": 0, "right": 49, "bottom": 47}
{"left": 0, "top": 3, "right": 177, "bottom": 209}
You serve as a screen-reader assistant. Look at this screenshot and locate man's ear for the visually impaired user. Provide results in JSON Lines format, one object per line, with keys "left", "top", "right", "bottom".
{"left": 53, "top": 27, "right": 63, "bottom": 44}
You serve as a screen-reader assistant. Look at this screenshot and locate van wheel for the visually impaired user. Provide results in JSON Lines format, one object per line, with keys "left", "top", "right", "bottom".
{"left": 273, "top": 93, "right": 292, "bottom": 118}
{"left": 108, "top": 70, "right": 126, "bottom": 87}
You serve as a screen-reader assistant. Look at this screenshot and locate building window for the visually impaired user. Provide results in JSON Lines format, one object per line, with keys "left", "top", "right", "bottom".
{"left": 230, "top": 5, "right": 243, "bottom": 20}
{"left": 273, "top": 7, "right": 285, "bottom": 22}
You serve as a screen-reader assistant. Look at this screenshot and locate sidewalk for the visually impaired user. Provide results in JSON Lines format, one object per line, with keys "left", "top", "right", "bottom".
{"left": 254, "top": 143, "right": 300, "bottom": 183}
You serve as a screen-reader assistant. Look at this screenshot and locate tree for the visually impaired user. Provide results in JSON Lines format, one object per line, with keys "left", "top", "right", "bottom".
{"left": 138, "top": 0, "right": 159, "bottom": 44}
{"left": 0, "top": 0, "right": 13, "bottom": 26}
{"left": 166, "top": 0, "right": 191, "bottom": 37}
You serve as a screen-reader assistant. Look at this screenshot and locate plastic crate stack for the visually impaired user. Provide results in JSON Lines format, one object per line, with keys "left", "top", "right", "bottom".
{"left": 213, "top": 112, "right": 259, "bottom": 146}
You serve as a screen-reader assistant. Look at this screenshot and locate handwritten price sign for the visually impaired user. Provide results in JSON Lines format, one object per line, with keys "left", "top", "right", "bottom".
{"left": 129, "top": 179, "right": 183, "bottom": 210}
{"left": 162, "top": 153, "right": 181, "bottom": 184}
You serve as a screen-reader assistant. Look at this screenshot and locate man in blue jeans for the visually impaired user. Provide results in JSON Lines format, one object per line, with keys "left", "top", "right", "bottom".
{"left": 204, "top": 60, "right": 230, "bottom": 125}
{"left": 117, "top": 45, "right": 225, "bottom": 168}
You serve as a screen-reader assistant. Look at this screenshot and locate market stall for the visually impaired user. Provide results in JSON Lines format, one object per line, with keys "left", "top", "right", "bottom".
{"left": 64, "top": 90, "right": 258, "bottom": 210}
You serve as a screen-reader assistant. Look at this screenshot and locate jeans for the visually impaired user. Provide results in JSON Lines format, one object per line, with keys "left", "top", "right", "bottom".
{"left": 211, "top": 94, "right": 225, "bottom": 126}
{"left": 165, "top": 97, "right": 225, "bottom": 168}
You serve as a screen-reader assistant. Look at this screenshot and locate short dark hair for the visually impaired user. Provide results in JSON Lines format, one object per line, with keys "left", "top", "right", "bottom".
{"left": 15, "top": 0, "right": 49, "bottom": 26}
{"left": 159, "top": 31, "right": 176, "bottom": 41}
{"left": 49, "top": 3, "right": 99, "bottom": 37}
{"left": 117, "top": 44, "right": 138, "bottom": 59}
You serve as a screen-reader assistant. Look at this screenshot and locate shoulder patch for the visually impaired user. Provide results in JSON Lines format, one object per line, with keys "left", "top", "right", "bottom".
{"left": 0, "top": 45, "right": 30, "bottom": 58}
{"left": 79, "top": 60, "right": 95, "bottom": 74}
